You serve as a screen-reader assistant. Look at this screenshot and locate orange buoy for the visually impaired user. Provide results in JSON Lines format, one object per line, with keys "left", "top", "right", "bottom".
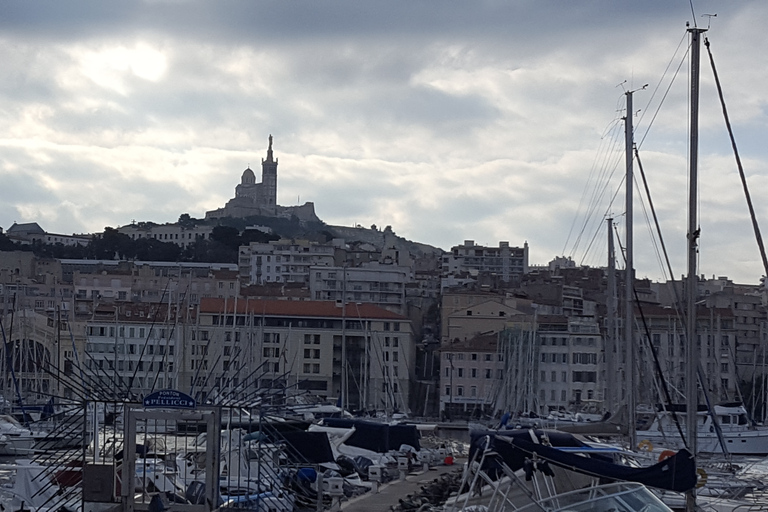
{"left": 658, "top": 449, "right": 676, "bottom": 462}
{"left": 444, "top": 455, "right": 454, "bottom": 465}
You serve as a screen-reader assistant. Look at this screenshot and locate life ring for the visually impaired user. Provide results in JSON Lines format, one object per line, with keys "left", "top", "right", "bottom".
{"left": 696, "top": 468, "right": 708, "bottom": 489}
{"left": 637, "top": 439, "right": 654, "bottom": 452}
{"left": 658, "top": 450, "right": 676, "bottom": 462}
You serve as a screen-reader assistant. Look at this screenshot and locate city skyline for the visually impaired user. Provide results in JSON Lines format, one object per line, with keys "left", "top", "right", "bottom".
{"left": 1, "top": 1, "right": 767, "bottom": 283}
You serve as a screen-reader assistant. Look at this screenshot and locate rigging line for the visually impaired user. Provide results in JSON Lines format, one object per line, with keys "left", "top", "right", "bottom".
{"left": 574, "top": 123, "right": 626, "bottom": 253}
{"left": 635, "top": 147, "right": 677, "bottom": 283}
{"left": 563, "top": 114, "right": 624, "bottom": 255}
{"left": 705, "top": 37, "right": 768, "bottom": 278}
{"left": 637, "top": 37, "right": 690, "bottom": 150}
{"left": 636, "top": 31, "right": 688, "bottom": 131}
{"left": 577, "top": 173, "right": 624, "bottom": 267}
{"left": 566, "top": 110, "right": 625, "bottom": 257}
{"left": 571, "top": 131, "right": 625, "bottom": 259}
{"left": 689, "top": 1, "right": 698, "bottom": 28}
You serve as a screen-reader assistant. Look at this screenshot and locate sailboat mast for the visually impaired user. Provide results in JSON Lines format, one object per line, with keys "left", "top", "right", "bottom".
{"left": 624, "top": 90, "right": 637, "bottom": 449}
{"left": 686, "top": 25, "right": 707, "bottom": 512}
{"left": 606, "top": 218, "right": 617, "bottom": 414}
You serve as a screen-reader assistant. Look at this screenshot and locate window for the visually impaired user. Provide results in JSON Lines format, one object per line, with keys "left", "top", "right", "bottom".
{"left": 485, "top": 369, "right": 492, "bottom": 379}
{"left": 445, "top": 386, "right": 451, "bottom": 396}
{"left": 445, "top": 367, "right": 450, "bottom": 377}
{"left": 471, "top": 353, "right": 478, "bottom": 361}
{"left": 485, "top": 354, "right": 492, "bottom": 361}
{"left": 457, "top": 387, "right": 464, "bottom": 396}
{"left": 541, "top": 371, "right": 546, "bottom": 382}
{"left": 457, "top": 368, "right": 464, "bottom": 377}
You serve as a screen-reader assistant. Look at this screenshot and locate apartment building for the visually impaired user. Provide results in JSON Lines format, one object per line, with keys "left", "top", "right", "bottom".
{"left": 309, "top": 264, "right": 410, "bottom": 314}
{"left": 83, "top": 302, "right": 187, "bottom": 398}
{"left": 192, "top": 298, "right": 414, "bottom": 413}
{"left": 439, "top": 333, "right": 505, "bottom": 419}
{"left": 442, "top": 240, "right": 528, "bottom": 284}
{"left": 238, "top": 239, "right": 335, "bottom": 285}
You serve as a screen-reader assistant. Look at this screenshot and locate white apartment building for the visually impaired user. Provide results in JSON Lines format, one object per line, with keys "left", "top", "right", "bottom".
{"left": 238, "top": 239, "right": 335, "bottom": 285}
{"left": 192, "top": 298, "right": 414, "bottom": 413}
{"left": 535, "top": 315, "right": 603, "bottom": 415}
{"left": 83, "top": 303, "right": 183, "bottom": 397}
{"left": 310, "top": 265, "right": 410, "bottom": 314}
{"left": 118, "top": 223, "right": 215, "bottom": 248}
{"left": 439, "top": 333, "right": 505, "bottom": 420}
{"left": 442, "top": 240, "right": 529, "bottom": 283}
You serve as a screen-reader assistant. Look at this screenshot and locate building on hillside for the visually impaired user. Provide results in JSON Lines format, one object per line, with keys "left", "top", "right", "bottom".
{"left": 442, "top": 240, "right": 528, "bottom": 285}
{"left": 193, "top": 298, "right": 414, "bottom": 414}
{"left": 238, "top": 239, "right": 335, "bottom": 284}
{"left": 117, "top": 222, "right": 214, "bottom": 248}
{"left": 439, "top": 333, "right": 505, "bottom": 420}
{"left": 440, "top": 290, "right": 535, "bottom": 344}
{"left": 205, "top": 136, "right": 319, "bottom": 223}
{"left": 5, "top": 222, "right": 89, "bottom": 247}
{"left": 310, "top": 264, "right": 410, "bottom": 314}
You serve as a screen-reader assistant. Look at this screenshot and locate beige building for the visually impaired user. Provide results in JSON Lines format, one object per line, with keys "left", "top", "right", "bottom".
{"left": 192, "top": 298, "right": 414, "bottom": 413}
{"left": 439, "top": 333, "right": 505, "bottom": 419}
{"left": 440, "top": 290, "right": 535, "bottom": 344}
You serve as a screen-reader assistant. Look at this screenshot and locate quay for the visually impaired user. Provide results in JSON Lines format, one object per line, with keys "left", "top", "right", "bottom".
{"left": 342, "top": 461, "right": 464, "bottom": 512}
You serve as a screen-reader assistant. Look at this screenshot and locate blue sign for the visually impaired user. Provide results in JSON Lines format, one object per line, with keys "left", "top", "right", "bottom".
{"left": 143, "top": 389, "right": 196, "bottom": 409}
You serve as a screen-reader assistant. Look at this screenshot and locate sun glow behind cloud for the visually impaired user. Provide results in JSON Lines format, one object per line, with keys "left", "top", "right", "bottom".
{"left": 0, "top": 1, "right": 767, "bottom": 283}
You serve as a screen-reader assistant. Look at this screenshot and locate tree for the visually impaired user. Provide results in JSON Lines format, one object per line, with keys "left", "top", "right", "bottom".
{"left": 178, "top": 213, "right": 196, "bottom": 229}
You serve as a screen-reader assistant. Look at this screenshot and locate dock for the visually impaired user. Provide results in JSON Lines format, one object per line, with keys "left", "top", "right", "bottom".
{"left": 342, "top": 462, "right": 463, "bottom": 512}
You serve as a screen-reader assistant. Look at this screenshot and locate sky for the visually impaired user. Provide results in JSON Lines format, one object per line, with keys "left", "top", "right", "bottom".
{"left": 1, "top": 1, "right": 767, "bottom": 284}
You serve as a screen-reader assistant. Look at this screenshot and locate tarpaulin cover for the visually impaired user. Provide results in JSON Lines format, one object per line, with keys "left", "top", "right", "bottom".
{"left": 321, "top": 419, "right": 420, "bottom": 452}
{"left": 323, "top": 418, "right": 390, "bottom": 453}
{"left": 279, "top": 431, "right": 335, "bottom": 464}
{"left": 389, "top": 424, "right": 420, "bottom": 451}
{"left": 470, "top": 429, "right": 696, "bottom": 493}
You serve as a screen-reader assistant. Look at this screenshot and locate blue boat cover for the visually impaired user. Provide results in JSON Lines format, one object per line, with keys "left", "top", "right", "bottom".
{"left": 470, "top": 429, "right": 696, "bottom": 493}
{"left": 279, "top": 431, "right": 336, "bottom": 464}
{"left": 322, "top": 419, "right": 420, "bottom": 452}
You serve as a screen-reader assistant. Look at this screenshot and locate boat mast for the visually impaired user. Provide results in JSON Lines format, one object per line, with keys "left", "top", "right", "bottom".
{"left": 624, "top": 90, "right": 637, "bottom": 449}
{"left": 606, "top": 218, "right": 617, "bottom": 414}
{"left": 686, "top": 24, "right": 707, "bottom": 512}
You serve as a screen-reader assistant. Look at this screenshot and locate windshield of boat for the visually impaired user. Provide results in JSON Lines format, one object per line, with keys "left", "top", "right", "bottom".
{"left": 516, "top": 482, "right": 672, "bottom": 512}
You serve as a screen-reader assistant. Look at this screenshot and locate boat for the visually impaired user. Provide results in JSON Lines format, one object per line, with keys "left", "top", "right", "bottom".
{"left": 444, "top": 428, "right": 693, "bottom": 512}
{"left": 0, "top": 415, "right": 36, "bottom": 455}
{"left": 636, "top": 403, "right": 768, "bottom": 455}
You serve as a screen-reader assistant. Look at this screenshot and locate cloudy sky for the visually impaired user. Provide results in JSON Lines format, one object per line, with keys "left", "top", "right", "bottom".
{"left": 1, "top": 1, "right": 767, "bottom": 283}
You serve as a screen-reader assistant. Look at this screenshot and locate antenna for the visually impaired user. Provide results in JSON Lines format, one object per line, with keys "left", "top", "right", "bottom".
{"left": 702, "top": 13, "right": 717, "bottom": 29}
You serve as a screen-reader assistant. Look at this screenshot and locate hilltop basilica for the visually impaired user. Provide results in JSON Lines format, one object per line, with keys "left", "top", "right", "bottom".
{"left": 205, "top": 135, "right": 318, "bottom": 223}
